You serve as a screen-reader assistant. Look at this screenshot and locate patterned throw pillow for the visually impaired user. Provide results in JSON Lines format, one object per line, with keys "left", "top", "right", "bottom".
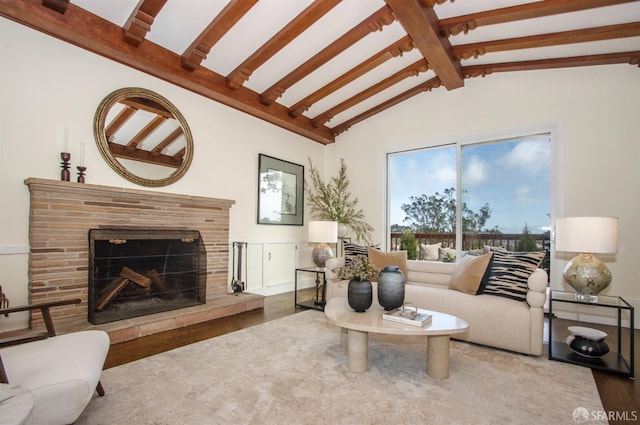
{"left": 343, "top": 241, "right": 378, "bottom": 267}
{"left": 480, "top": 250, "right": 545, "bottom": 302}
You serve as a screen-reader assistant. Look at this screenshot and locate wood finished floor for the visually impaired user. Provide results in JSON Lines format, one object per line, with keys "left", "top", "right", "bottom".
{"left": 105, "top": 289, "right": 639, "bottom": 424}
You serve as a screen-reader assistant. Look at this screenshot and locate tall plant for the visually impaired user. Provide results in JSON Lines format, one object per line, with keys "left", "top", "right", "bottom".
{"left": 399, "top": 230, "right": 417, "bottom": 260}
{"left": 306, "top": 158, "right": 373, "bottom": 244}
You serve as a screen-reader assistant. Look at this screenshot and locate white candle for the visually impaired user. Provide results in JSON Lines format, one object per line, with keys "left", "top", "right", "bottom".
{"left": 80, "top": 142, "right": 85, "bottom": 167}
{"left": 64, "top": 127, "right": 69, "bottom": 152}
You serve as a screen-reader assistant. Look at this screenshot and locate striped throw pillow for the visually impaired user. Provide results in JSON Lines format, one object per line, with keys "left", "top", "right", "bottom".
{"left": 480, "top": 250, "right": 545, "bottom": 302}
{"left": 343, "top": 241, "right": 379, "bottom": 268}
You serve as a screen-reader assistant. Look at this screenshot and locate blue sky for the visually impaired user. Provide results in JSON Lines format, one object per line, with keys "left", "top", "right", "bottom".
{"left": 388, "top": 134, "right": 551, "bottom": 234}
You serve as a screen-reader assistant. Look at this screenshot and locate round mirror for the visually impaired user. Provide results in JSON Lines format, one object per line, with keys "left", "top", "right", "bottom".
{"left": 94, "top": 87, "right": 194, "bottom": 187}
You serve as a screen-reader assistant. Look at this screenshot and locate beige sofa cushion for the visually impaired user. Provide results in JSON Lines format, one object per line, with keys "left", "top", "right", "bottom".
{"left": 367, "top": 248, "right": 408, "bottom": 280}
{"left": 448, "top": 252, "right": 493, "bottom": 295}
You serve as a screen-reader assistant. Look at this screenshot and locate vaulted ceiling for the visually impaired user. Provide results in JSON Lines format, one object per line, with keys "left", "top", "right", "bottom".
{"left": 2, "top": 0, "right": 639, "bottom": 145}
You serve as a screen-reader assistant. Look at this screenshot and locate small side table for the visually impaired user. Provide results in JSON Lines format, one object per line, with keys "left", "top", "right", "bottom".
{"left": 294, "top": 267, "right": 327, "bottom": 311}
{"left": 0, "top": 384, "right": 34, "bottom": 425}
{"left": 548, "top": 290, "right": 634, "bottom": 378}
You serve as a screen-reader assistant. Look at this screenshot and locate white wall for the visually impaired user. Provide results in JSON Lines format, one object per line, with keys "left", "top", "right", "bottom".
{"left": 327, "top": 66, "right": 640, "bottom": 308}
{"left": 0, "top": 19, "right": 325, "bottom": 311}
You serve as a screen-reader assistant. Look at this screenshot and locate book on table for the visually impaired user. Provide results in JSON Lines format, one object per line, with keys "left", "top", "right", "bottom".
{"left": 383, "top": 305, "right": 432, "bottom": 327}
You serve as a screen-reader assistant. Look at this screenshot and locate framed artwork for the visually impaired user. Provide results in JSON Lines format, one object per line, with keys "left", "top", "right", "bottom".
{"left": 257, "top": 154, "right": 304, "bottom": 225}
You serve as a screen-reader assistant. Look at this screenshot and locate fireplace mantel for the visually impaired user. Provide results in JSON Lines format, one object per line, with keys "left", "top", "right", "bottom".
{"left": 24, "top": 178, "right": 262, "bottom": 342}
{"left": 24, "top": 178, "right": 236, "bottom": 209}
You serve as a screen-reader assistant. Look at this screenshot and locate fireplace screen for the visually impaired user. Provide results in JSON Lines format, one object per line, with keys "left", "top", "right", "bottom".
{"left": 88, "top": 229, "right": 206, "bottom": 325}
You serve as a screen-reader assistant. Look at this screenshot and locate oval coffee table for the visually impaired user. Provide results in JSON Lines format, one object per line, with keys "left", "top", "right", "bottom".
{"left": 325, "top": 297, "right": 469, "bottom": 379}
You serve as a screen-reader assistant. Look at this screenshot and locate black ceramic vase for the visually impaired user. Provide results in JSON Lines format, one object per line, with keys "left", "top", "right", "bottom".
{"left": 347, "top": 278, "right": 373, "bottom": 312}
{"left": 377, "top": 265, "right": 405, "bottom": 311}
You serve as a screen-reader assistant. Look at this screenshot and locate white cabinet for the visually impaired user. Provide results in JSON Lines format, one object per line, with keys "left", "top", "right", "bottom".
{"left": 265, "top": 243, "right": 296, "bottom": 287}
{"left": 240, "top": 241, "right": 314, "bottom": 295}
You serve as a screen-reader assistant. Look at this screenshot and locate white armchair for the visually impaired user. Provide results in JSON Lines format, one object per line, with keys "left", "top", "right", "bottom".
{"left": 0, "top": 299, "right": 110, "bottom": 425}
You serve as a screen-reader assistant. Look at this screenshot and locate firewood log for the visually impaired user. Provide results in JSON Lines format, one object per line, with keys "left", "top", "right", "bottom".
{"left": 95, "top": 277, "right": 129, "bottom": 311}
{"left": 120, "top": 266, "right": 152, "bottom": 287}
{"left": 148, "top": 269, "right": 175, "bottom": 299}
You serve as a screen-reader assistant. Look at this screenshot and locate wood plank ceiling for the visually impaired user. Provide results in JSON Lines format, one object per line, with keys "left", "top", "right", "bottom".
{"left": 2, "top": 0, "right": 639, "bottom": 146}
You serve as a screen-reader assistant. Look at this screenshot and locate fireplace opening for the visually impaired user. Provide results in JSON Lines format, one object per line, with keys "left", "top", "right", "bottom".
{"left": 88, "top": 229, "right": 206, "bottom": 325}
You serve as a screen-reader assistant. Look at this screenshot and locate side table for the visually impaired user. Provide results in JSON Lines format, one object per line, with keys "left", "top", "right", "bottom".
{"left": 294, "top": 267, "right": 327, "bottom": 311}
{"left": 548, "top": 290, "right": 634, "bottom": 378}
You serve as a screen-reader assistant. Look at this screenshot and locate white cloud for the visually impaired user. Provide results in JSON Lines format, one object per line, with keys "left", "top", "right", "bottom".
{"left": 503, "top": 140, "right": 550, "bottom": 175}
{"left": 462, "top": 155, "right": 488, "bottom": 187}
{"left": 388, "top": 148, "right": 456, "bottom": 224}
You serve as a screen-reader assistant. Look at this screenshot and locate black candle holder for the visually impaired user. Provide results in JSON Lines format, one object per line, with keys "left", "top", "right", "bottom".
{"left": 77, "top": 166, "right": 87, "bottom": 183}
{"left": 60, "top": 152, "right": 71, "bottom": 181}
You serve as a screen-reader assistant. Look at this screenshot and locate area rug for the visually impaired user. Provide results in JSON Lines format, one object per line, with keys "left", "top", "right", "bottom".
{"left": 77, "top": 310, "right": 606, "bottom": 425}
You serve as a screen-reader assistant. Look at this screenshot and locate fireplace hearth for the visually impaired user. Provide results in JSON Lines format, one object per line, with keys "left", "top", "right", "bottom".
{"left": 89, "top": 229, "right": 206, "bottom": 325}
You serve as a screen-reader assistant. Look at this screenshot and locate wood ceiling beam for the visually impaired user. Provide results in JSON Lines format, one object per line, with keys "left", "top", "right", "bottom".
{"left": 420, "top": 0, "right": 452, "bottom": 6}
{"left": 42, "top": 0, "right": 67, "bottom": 14}
{"left": 172, "top": 147, "right": 186, "bottom": 162}
{"left": 440, "top": 0, "right": 640, "bottom": 36}
{"left": 125, "top": 115, "right": 167, "bottom": 151}
{"left": 288, "top": 35, "right": 414, "bottom": 118}
{"left": 463, "top": 51, "right": 640, "bottom": 78}
{"left": 119, "top": 97, "right": 172, "bottom": 118}
{"left": 122, "top": 0, "right": 167, "bottom": 47}
{"left": 152, "top": 127, "right": 183, "bottom": 156}
{"left": 385, "top": 0, "right": 463, "bottom": 90}
{"left": 105, "top": 106, "right": 137, "bottom": 140}
{"left": 0, "top": 0, "right": 334, "bottom": 144}
{"left": 452, "top": 22, "right": 640, "bottom": 60}
{"left": 225, "top": 0, "right": 341, "bottom": 90}
{"left": 312, "top": 59, "right": 429, "bottom": 127}
{"left": 335, "top": 49, "right": 640, "bottom": 135}
{"left": 181, "top": 0, "right": 257, "bottom": 72}
{"left": 260, "top": 5, "right": 396, "bottom": 106}
{"left": 108, "top": 142, "right": 181, "bottom": 168}
{"left": 332, "top": 77, "right": 442, "bottom": 136}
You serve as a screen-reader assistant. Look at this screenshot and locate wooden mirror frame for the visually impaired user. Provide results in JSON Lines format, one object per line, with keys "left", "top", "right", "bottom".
{"left": 93, "top": 87, "right": 194, "bottom": 187}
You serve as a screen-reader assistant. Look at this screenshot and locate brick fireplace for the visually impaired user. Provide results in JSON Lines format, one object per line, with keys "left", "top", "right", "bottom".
{"left": 25, "top": 178, "right": 263, "bottom": 343}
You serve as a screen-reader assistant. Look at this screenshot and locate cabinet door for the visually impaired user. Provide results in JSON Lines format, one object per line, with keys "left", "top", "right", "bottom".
{"left": 266, "top": 243, "right": 296, "bottom": 287}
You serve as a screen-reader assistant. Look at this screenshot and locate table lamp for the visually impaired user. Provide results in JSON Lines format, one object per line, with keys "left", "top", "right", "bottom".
{"left": 555, "top": 216, "right": 619, "bottom": 302}
{"left": 308, "top": 221, "right": 338, "bottom": 268}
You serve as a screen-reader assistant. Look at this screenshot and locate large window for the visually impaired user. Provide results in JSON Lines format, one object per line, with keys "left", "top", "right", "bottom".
{"left": 388, "top": 133, "right": 551, "bottom": 271}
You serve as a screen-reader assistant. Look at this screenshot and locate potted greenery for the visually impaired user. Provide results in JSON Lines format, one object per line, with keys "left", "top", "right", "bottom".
{"left": 399, "top": 230, "right": 417, "bottom": 260}
{"left": 306, "top": 158, "right": 373, "bottom": 244}
{"left": 334, "top": 255, "right": 378, "bottom": 312}
{"left": 442, "top": 252, "right": 456, "bottom": 262}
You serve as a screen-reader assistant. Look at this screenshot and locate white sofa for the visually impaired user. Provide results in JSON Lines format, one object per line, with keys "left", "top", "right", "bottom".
{"left": 325, "top": 257, "right": 548, "bottom": 355}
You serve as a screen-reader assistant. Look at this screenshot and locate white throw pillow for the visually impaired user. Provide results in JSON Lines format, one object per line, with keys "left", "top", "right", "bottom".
{"left": 420, "top": 243, "right": 441, "bottom": 261}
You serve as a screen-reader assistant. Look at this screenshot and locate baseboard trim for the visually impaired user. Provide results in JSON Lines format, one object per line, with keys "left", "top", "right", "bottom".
{"left": 0, "top": 245, "right": 29, "bottom": 255}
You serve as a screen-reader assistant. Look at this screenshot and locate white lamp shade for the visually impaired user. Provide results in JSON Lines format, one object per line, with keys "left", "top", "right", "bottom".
{"left": 555, "top": 217, "right": 619, "bottom": 254}
{"left": 308, "top": 221, "right": 338, "bottom": 243}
